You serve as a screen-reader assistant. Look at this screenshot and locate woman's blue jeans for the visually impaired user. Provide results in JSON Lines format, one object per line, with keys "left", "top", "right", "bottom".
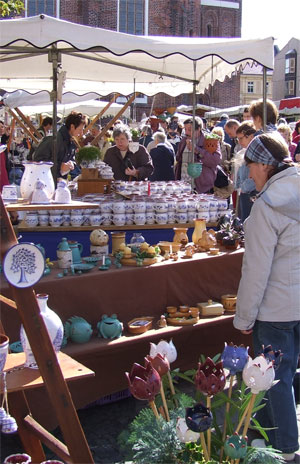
{"left": 253, "top": 320, "right": 300, "bottom": 453}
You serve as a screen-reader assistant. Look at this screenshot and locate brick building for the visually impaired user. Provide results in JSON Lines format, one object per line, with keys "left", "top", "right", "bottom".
{"left": 24, "top": 0, "right": 242, "bottom": 118}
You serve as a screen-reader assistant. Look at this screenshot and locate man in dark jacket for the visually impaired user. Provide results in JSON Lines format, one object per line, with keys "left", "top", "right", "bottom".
{"left": 150, "top": 131, "right": 175, "bottom": 181}
{"left": 104, "top": 125, "right": 153, "bottom": 180}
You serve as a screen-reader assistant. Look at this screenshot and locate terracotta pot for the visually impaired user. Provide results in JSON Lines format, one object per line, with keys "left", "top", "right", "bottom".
{"left": 173, "top": 227, "right": 189, "bottom": 245}
{"left": 204, "top": 138, "right": 219, "bottom": 154}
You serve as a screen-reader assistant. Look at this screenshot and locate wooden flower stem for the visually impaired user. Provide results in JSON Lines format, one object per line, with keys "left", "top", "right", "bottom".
{"left": 219, "top": 374, "right": 234, "bottom": 463}
{"left": 149, "top": 400, "right": 160, "bottom": 420}
{"left": 200, "top": 432, "right": 209, "bottom": 462}
{"left": 234, "top": 394, "right": 257, "bottom": 464}
{"left": 234, "top": 399, "right": 251, "bottom": 435}
{"left": 160, "top": 384, "right": 170, "bottom": 421}
{"left": 167, "top": 371, "right": 178, "bottom": 407}
{"left": 207, "top": 395, "right": 212, "bottom": 458}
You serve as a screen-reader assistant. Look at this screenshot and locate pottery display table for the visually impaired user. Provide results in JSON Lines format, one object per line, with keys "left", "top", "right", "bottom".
{"left": 0, "top": 248, "right": 249, "bottom": 430}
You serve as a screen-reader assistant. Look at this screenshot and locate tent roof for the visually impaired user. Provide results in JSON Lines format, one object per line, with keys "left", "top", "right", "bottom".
{"left": 0, "top": 15, "right": 274, "bottom": 97}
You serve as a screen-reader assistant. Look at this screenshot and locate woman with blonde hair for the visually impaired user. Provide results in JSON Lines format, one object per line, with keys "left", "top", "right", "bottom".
{"left": 277, "top": 123, "right": 297, "bottom": 161}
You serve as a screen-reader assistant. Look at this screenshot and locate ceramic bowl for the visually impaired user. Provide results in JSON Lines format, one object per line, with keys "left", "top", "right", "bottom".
{"left": 158, "top": 241, "right": 181, "bottom": 254}
{"left": 221, "top": 294, "right": 237, "bottom": 311}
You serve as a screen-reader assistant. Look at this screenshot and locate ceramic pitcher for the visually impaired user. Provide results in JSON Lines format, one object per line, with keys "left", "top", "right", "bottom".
{"left": 20, "top": 161, "right": 55, "bottom": 200}
{"left": 68, "top": 241, "right": 83, "bottom": 264}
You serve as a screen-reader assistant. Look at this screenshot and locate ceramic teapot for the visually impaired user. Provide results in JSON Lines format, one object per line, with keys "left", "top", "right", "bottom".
{"left": 97, "top": 314, "right": 123, "bottom": 339}
{"left": 68, "top": 241, "right": 83, "bottom": 264}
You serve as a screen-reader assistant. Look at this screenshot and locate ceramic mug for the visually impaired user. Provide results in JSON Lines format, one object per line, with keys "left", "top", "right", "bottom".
{"left": 125, "top": 214, "right": 134, "bottom": 225}
{"left": 197, "top": 211, "right": 210, "bottom": 221}
{"left": 70, "top": 215, "right": 84, "bottom": 226}
{"left": 90, "top": 214, "right": 102, "bottom": 226}
{"left": 112, "top": 213, "right": 126, "bottom": 226}
{"left": 112, "top": 201, "right": 126, "bottom": 214}
{"left": 176, "top": 212, "right": 188, "bottom": 223}
{"left": 25, "top": 213, "right": 39, "bottom": 227}
{"left": 155, "top": 212, "right": 168, "bottom": 224}
{"left": 62, "top": 213, "right": 71, "bottom": 226}
{"left": 133, "top": 200, "right": 146, "bottom": 213}
{"left": 134, "top": 213, "right": 146, "bottom": 225}
{"left": 38, "top": 214, "right": 49, "bottom": 226}
{"left": 101, "top": 213, "right": 112, "bottom": 225}
{"left": 49, "top": 215, "right": 63, "bottom": 227}
{"left": 146, "top": 212, "right": 155, "bottom": 224}
{"left": 167, "top": 211, "right": 176, "bottom": 224}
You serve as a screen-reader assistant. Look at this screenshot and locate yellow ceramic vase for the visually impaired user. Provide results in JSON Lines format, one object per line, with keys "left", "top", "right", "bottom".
{"left": 192, "top": 219, "right": 207, "bottom": 245}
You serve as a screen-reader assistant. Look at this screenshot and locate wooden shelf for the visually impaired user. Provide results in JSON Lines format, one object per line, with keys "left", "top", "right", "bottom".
{"left": 17, "top": 222, "right": 217, "bottom": 232}
{"left": 1, "top": 352, "right": 94, "bottom": 393}
{"left": 4, "top": 200, "right": 95, "bottom": 212}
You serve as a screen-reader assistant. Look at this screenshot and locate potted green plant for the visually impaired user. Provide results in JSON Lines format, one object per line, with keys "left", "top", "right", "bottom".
{"left": 130, "top": 128, "right": 140, "bottom": 142}
{"left": 76, "top": 146, "right": 101, "bottom": 180}
{"left": 204, "top": 132, "right": 220, "bottom": 154}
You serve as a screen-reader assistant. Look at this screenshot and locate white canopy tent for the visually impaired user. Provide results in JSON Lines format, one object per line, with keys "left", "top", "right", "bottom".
{"left": 0, "top": 14, "right": 274, "bottom": 177}
{"left": 0, "top": 15, "right": 274, "bottom": 97}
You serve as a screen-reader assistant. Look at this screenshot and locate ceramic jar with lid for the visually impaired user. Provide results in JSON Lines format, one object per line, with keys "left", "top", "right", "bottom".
{"left": 132, "top": 198, "right": 146, "bottom": 213}
{"left": 155, "top": 199, "right": 168, "bottom": 213}
{"left": 112, "top": 200, "right": 126, "bottom": 214}
{"left": 176, "top": 199, "right": 188, "bottom": 213}
{"left": 113, "top": 213, "right": 126, "bottom": 226}
{"left": 100, "top": 200, "right": 112, "bottom": 214}
{"left": 187, "top": 196, "right": 197, "bottom": 212}
{"left": 57, "top": 237, "right": 73, "bottom": 269}
{"left": 197, "top": 198, "right": 210, "bottom": 212}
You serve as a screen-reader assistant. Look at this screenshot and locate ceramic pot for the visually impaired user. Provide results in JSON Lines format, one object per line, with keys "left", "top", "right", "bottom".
{"left": 113, "top": 213, "right": 126, "bottom": 226}
{"left": 25, "top": 213, "right": 39, "bottom": 227}
{"left": 0, "top": 334, "right": 9, "bottom": 372}
{"left": 20, "top": 294, "right": 64, "bottom": 368}
{"left": 49, "top": 215, "right": 63, "bottom": 227}
{"left": 68, "top": 241, "right": 83, "bottom": 264}
{"left": 111, "top": 231, "right": 126, "bottom": 254}
{"left": 155, "top": 212, "right": 168, "bottom": 224}
{"left": 133, "top": 213, "right": 146, "bottom": 225}
{"left": 4, "top": 453, "right": 31, "bottom": 464}
{"left": 38, "top": 214, "right": 49, "bottom": 226}
{"left": 204, "top": 137, "right": 219, "bottom": 154}
{"left": 20, "top": 161, "right": 55, "bottom": 200}
{"left": 57, "top": 238, "right": 73, "bottom": 269}
{"left": 173, "top": 227, "right": 189, "bottom": 245}
{"left": 125, "top": 213, "right": 134, "bottom": 225}
{"left": 192, "top": 219, "right": 207, "bottom": 245}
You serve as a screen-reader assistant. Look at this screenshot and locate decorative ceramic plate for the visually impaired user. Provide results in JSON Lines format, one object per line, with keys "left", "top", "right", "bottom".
{"left": 73, "top": 263, "right": 94, "bottom": 272}
{"left": 3, "top": 243, "right": 45, "bottom": 288}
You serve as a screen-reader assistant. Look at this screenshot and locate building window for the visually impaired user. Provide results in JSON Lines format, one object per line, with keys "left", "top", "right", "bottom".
{"left": 119, "top": 0, "right": 145, "bottom": 35}
{"left": 207, "top": 24, "right": 212, "bottom": 37}
{"left": 28, "top": 0, "right": 55, "bottom": 16}
{"left": 285, "top": 57, "right": 295, "bottom": 74}
{"left": 285, "top": 80, "right": 295, "bottom": 96}
{"left": 266, "top": 81, "right": 271, "bottom": 94}
{"left": 247, "top": 81, "right": 254, "bottom": 93}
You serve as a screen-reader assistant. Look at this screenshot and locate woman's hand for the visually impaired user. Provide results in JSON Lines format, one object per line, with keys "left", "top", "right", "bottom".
{"left": 61, "top": 160, "right": 74, "bottom": 175}
{"left": 240, "top": 329, "right": 253, "bottom": 335}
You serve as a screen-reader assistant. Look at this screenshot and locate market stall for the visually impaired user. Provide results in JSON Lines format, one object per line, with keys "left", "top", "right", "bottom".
{"left": 0, "top": 248, "right": 249, "bottom": 430}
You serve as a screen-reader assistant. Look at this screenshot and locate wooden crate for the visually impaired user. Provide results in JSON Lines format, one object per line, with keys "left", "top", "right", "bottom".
{"left": 77, "top": 178, "right": 112, "bottom": 195}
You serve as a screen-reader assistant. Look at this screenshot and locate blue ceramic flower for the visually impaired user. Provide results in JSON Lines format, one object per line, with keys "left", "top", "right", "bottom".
{"left": 185, "top": 403, "right": 212, "bottom": 433}
{"left": 261, "top": 344, "right": 283, "bottom": 370}
{"left": 221, "top": 342, "right": 249, "bottom": 375}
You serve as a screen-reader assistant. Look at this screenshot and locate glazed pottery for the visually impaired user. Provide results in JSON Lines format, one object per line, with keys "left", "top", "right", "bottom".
{"left": 204, "top": 137, "right": 219, "bottom": 154}
{"left": 64, "top": 316, "right": 93, "bottom": 344}
{"left": 68, "top": 241, "right": 83, "bottom": 264}
{"left": 187, "top": 162, "right": 202, "bottom": 178}
{"left": 57, "top": 238, "right": 73, "bottom": 269}
{"left": 20, "top": 161, "right": 55, "bottom": 200}
{"left": 20, "top": 294, "right": 64, "bottom": 368}
{"left": 111, "top": 231, "right": 126, "bottom": 254}
{"left": 0, "top": 334, "right": 9, "bottom": 372}
{"left": 53, "top": 180, "right": 72, "bottom": 203}
{"left": 4, "top": 453, "right": 31, "bottom": 464}
{"left": 25, "top": 213, "right": 39, "bottom": 227}
{"left": 192, "top": 219, "right": 207, "bottom": 245}
{"left": 31, "top": 180, "right": 51, "bottom": 204}
{"left": 113, "top": 213, "right": 126, "bottom": 226}
{"left": 2, "top": 185, "right": 18, "bottom": 202}
{"left": 97, "top": 314, "right": 123, "bottom": 339}
{"left": 173, "top": 227, "right": 189, "bottom": 245}
{"left": 130, "top": 232, "right": 145, "bottom": 249}
{"left": 90, "top": 229, "right": 109, "bottom": 246}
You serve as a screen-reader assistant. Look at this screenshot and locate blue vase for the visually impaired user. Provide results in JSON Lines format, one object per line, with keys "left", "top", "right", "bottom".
{"left": 130, "top": 233, "right": 145, "bottom": 252}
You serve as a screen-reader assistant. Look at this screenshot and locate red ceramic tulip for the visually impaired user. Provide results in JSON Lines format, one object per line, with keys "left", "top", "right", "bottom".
{"left": 125, "top": 359, "right": 161, "bottom": 401}
{"left": 146, "top": 353, "right": 170, "bottom": 377}
{"left": 195, "top": 356, "right": 226, "bottom": 396}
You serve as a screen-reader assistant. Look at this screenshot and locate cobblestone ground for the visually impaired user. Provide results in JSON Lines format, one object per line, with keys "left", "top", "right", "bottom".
{"left": 1, "top": 381, "right": 300, "bottom": 463}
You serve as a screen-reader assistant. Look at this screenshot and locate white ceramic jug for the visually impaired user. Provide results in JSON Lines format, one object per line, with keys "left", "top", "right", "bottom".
{"left": 20, "top": 161, "right": 55, "bottom": 200}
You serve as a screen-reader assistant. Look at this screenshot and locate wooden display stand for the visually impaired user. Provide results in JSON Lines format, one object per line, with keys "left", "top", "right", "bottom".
{"left": 0, "top": 195, "right": 94, "bottom": 464}
{"left": 77, "top": 178, "right": 112, "bottom": 195}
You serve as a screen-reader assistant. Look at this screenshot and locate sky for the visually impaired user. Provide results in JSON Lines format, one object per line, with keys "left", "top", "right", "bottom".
{"left": 241, "top": 0, "right": 299, "bottom": 50}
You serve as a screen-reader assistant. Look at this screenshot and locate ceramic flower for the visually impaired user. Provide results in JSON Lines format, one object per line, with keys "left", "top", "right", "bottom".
{"left": 261, "top": 344, "right": 283, "bottom": 370}
{"left": 221, "top": 342, "right": 249, "bottom": 376}
{"left": 195, "top": 357, "right": 226, "bottom": 396}
{"left": 185, "top": 403, "right": 212, "bottom": 433}
{"left": 146, "top": 353, "right": 170, "bottom": 377}
{"left": 149, "top": 339, "right": 177, "bottom": 364}
{"left": 224, "top": 433, "right": 248, "bottom": 459}
{"left": 125, "top": 358, "right": 161, "bottom": 401}
{"left": 176, "top": 417, "right": 199, "bottom": 443}
{"left": 242, "top": 355, "right": 275, "bottom": 394}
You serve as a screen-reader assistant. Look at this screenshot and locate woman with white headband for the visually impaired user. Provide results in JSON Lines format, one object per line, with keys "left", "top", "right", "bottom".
{"left": 233, "top": 132, "right": 300, "bottom": 461}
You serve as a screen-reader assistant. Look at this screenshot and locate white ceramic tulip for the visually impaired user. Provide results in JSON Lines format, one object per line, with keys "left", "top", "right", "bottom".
{"left": 176, "top": 417, "right": 199, "bottom": 443}
{"left": 242, "top": 355, "right": 275, "bottom": 394}
{"left": 149, "top": 339, "right": 177, "bottom": 364}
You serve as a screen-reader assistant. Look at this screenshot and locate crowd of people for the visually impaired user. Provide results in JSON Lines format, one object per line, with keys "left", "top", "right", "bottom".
{"left": 0, "top": 98, "right": 299, "bottom": 461}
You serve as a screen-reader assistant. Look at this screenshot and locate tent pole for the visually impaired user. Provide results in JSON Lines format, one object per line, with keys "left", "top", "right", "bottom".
{"left": 49, "top": 45, "right": 60, "bottom": 185}
{"left": 191, "top": 61, "right": 197, "bottom": 191}
{"left": 263, "top": 66, "right": 267, "bottom": 132}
